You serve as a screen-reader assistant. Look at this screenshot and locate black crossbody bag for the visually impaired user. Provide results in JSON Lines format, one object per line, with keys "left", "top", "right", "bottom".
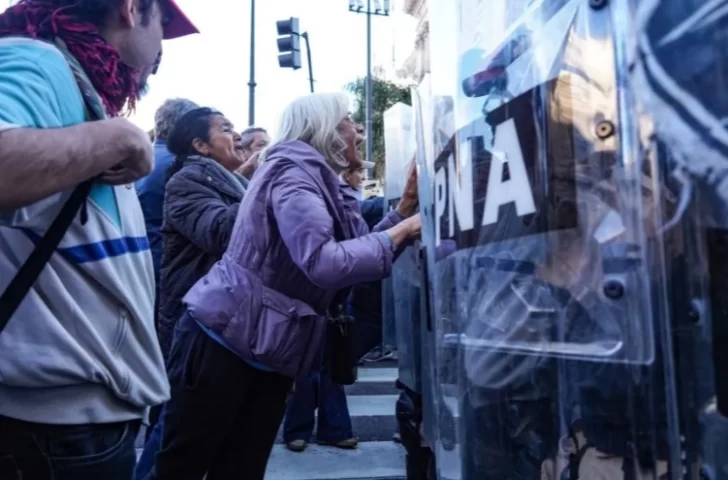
{"left": 327, "top": 298, "right": 358, "bottom": 385}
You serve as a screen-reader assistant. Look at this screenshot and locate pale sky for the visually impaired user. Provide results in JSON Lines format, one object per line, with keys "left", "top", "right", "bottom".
{"left": 129, "top": 0, "right": 418, "bottom": 135}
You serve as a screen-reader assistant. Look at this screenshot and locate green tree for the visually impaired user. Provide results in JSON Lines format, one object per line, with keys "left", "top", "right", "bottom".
{"left": 345, "top": 76, "right": 412, "bottom": 178}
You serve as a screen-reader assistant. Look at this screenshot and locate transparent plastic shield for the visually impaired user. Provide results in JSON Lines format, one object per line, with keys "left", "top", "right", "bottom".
{"left": 442, "top": 0, "right": 655, "bottom": 374}
{"left": 383, "top": 103, "right": 423, "bottom": 392}
{"left": 414, "top": 85, "right": 463, "bottom": 475}
{"left": 412, "top": 76, "right": 447, "bottom": 450}
{"left": 630, "top": 0, "right": 728, "bottom": 477}
{"left": 423, "top": 0, "right": 671, "bottom": 478}
{"left": 417, "top": 4, "right": 465, "bottom": 476}
{"left": 384, "top": 103, "right": 414, "bottom": 200}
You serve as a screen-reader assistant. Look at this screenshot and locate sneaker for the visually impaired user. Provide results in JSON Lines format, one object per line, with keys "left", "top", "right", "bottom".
{"left": 318, "top": 438, "right": 358, "bottom": 449}
{"left": 360, "top": 345, "right": 399, "bottom": 364}
{"left": 359, "top": 346, "right": 383, "bottom": 364}
{"left": 286, "top": 440, "right": 307, "bottom": 452}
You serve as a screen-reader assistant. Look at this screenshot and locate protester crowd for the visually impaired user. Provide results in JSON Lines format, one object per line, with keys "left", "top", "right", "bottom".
{"left": 0, "top": 1, "right": 420, "bottom": 479}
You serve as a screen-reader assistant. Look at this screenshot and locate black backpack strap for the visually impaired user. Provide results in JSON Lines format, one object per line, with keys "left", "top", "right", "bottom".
{"left": 0, "top": 180, "right": 93, "bottom": 331}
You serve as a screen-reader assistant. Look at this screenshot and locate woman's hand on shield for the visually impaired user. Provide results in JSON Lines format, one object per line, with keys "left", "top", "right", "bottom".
{"left": 396, "top": 157, "right": 419, "bottom": 218}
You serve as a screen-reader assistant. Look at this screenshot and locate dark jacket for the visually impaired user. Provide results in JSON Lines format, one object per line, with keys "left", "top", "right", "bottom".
{"left": 136, "top": 140, "right": 176, "bottom": 305}
{"left": 184, "top": 140, "right": 404, "bottom": 377}
{"left": 157, "top": 155, "right": 248, "bottom": 360}
{"left": 359, "top": 195, "right": 385, "bottom": 230}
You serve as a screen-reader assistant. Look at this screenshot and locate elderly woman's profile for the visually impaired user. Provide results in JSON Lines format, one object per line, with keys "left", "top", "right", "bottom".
{"left": 146, "top": 92, "right": 421, "bottom": 480}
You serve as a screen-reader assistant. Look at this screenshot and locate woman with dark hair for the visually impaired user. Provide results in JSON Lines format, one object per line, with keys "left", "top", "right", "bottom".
{"left": 159, "top": 106, "right": 248, "bottom": 360}
{"left": 134, "top": 106, "right": 249, "bottom": 480}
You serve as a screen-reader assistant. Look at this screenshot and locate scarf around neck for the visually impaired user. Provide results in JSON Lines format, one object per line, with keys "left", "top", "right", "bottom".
{"left": 0, "top": 0, "right": 139, "bottom": 116}
{"left": 192, "top": 155, "right": 249, "bottom": 196}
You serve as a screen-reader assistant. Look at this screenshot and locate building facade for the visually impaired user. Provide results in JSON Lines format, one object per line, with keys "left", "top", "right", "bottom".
{"left": 398, "top": 0, "right": 430, "bottom": 85}
{"left": 397, "top": 0, "right": 534, "bottom": 86}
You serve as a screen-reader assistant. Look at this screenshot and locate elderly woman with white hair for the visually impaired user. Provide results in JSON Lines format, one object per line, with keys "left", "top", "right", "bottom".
{"left": 147, "top": 92, "right": 420, "bottom": 480}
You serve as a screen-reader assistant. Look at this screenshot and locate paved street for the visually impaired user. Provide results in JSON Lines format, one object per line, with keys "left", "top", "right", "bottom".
{"left": 265, "top": 442, "right": 405, "bottom": 480}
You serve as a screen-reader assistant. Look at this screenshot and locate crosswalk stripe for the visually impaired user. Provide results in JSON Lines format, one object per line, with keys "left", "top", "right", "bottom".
{"left": 347, "top": 394, "right": 397, "bottom": 417}
{"left": 356, "top": 367, "right": 397, "bottom": 383}
{"left": 265, "top": 442, "right": 405, "bottom": 480}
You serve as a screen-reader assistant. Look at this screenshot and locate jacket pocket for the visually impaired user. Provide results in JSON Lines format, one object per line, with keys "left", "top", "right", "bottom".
{"left": 251, "top": 286, "right": 324, "bottom": 378}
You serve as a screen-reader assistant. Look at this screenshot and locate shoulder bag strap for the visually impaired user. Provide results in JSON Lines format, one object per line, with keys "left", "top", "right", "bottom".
{"left": 0, "top": 181, "right": 93, "bottom": 331}
{"left": 0, "top": 41, "right": 103, "bottom": 332}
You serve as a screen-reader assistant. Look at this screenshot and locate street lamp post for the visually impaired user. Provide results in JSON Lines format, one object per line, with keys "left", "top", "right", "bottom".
{"left": 348, "top": 0, "right": 390, "bottom": 172}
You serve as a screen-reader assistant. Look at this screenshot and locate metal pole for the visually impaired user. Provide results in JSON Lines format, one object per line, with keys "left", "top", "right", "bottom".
{"left": 247, "top": 0, "right": 256, "bottom": 125}
{"left": 365, "top": 0, "right": 373, "bottom": 168}
{"left": 302, "top": 32, "right": 314, "bottom": 93}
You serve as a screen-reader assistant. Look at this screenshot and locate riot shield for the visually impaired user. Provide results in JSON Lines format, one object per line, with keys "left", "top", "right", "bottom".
{"left": 413, "top": 78, "right": 462, "bottom": 479}
{"left": 420, "top": 0, "right": 697, "bottom": 478}
{"left": 412, "top": 77, "right": 435, "bottom": 443}
{"left": 383, "top": 102, "right": 423, "bottom": 392}
{"left": 629, "top": 0, "right": 728, "bottom": 478}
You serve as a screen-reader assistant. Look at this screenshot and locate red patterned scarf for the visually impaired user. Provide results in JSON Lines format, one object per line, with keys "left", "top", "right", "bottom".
{"left": 0, "top": 0, "right": 139, "bottom": 116}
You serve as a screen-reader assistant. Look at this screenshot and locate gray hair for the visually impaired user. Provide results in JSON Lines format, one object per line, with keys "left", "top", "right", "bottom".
{"left": 154, "top": 98, "right": 199, "bottom": 140}
{"left": 260, "top": 92, "right": 350, "bottom": 171}
{"left": 240, "top": 127, "right": 268, "bottom": 149}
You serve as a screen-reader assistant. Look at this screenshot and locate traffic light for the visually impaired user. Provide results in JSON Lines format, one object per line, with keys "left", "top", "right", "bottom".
{"left": 348, "top": 0, "right": 390, "bottom": 13}
{"left": 276, "top": 17, "right": 301, "bottom": 70}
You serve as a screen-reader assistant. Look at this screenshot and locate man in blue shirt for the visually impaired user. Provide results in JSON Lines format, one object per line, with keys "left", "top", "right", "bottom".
{"left": 136, "top": 98, "right": 199, "bottom": 299}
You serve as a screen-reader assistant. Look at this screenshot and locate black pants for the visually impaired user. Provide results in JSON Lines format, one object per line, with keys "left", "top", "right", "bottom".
{"left": 147, "top": 313, "right": 293, "bottom": 480}
{"left": 0, "top": 416, "right": 140, "bottom": 480}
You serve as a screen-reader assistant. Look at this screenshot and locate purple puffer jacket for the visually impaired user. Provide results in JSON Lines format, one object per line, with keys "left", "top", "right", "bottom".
{"left": 183, "top": 140, "right": 404, "bottom": 377}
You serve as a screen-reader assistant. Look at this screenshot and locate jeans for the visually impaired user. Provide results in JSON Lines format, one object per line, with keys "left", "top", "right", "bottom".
{"left": 144, "top": 313, "right": 293, "bottom": 480}
{"left": 284, "top": 326, "right": 353, "bottom": 443}
{"left": 0, "top": 415, "right": 140, "bottom": 480}
{"left": 284, "top": 372, "right": 353, "bottom": 443}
